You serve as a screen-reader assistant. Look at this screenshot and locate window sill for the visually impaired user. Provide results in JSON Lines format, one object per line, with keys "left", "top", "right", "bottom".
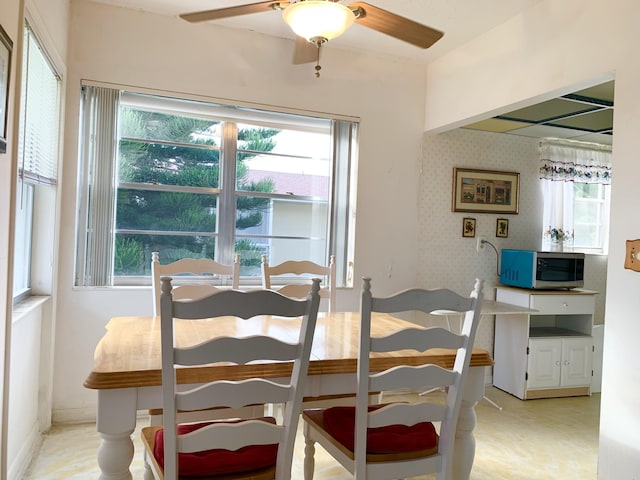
{"left": 12, "top": 296, "right": 51, "bottom": 324}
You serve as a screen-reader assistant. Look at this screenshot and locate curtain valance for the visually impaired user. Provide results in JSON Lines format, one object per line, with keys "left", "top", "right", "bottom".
{"left": 539, "top": 138, "right": 612, "bottom": 184}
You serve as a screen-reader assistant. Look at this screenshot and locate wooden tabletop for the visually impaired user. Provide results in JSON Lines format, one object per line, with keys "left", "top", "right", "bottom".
{"left": 84, "top": 311, "right": 493, "bottom": 390}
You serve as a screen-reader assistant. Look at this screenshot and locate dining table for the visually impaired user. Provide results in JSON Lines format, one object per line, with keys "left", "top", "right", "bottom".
{"left": 84, "top": 310, "right": 493, "bottom": 480}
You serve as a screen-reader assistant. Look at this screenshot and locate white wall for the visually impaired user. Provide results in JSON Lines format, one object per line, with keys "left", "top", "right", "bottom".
{"left": 420, "top": 129, "right": 541, "bottom": 296}
{"left": 7, "top": 298, "right": 49, "bottom": 479}
{"left": 54, "top": 2, "right": 428, "bottom": 420}
{"left": 422, "top": 1, "right": 640, "bottom": 477}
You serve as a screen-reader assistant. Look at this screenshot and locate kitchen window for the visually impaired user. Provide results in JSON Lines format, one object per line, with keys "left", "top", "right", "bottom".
{"left": 539, "top": 138, "right": 611, "bottom": 254}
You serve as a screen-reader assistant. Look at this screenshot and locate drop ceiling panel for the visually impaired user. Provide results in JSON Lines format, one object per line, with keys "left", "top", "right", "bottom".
{"left": 499, "top": 98, "right": 600, "bottom": 123}
{"left": 548, "top": 108, "right": 613, "bottom": 132}
{"left": 504, "top": 124, "right": 587, "bottom": 139}
{"left": 463, "top": 118, "right": 531, "bottom": 133}
{"left": 570, "top": 81, "right": 615, "bottom": 104}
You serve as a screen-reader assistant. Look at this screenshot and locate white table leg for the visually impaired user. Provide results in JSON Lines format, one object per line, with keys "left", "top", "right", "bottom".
{"left": 96, "top": 388, "right": 138, "bottom": 480}
{"left": 453, "top": 366, "right": 486, "bottom": 480}
{"left": 97, "top": 431, "right": 134, "bottom": 480}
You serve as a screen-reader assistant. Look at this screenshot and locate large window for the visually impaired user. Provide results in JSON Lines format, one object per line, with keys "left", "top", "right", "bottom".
{"left": 13, "top": 23, "right": 60, "bottom": 301}
{"left": 76, "top": 87, "right": 358, "bottom": 287}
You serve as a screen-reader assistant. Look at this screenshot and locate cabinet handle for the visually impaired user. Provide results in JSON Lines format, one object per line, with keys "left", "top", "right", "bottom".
{"left": 564, "top": 360, "right": 570, "bottom": 365}
{"left": 555, "top": 361, "right": 562, "bottom": 366}
{"left": 562, "top": 302, "right": 568, "bottom": 307}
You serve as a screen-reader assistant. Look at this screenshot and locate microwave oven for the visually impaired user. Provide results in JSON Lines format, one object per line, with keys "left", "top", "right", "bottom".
{"left": 499, "top": 249, "right": 585, "bottom": 289}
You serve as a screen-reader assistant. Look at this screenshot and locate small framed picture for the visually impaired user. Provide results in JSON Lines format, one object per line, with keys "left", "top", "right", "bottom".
{"left": 496, "top": 218, "right": 509, "bottom": 238}
{"left": 462, "top": 217, "right": 476, "bottom": 238}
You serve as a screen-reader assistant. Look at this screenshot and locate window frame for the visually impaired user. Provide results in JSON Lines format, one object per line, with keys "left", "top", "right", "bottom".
{"left": 76, "top": 84, "right": 358, "bottom": 288}
{"left": 572, "top": 182, "right": 611, "bottom": 253}
{"left": 13, "top": 21, "right": 61, "bottom": 303}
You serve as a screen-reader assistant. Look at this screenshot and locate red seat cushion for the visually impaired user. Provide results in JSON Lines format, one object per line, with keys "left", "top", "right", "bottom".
{"left": 153, "top": 418, "right": 278, "bottom": 477}
{"left": 322, "top": 406, "right": 437, "bottom": 454}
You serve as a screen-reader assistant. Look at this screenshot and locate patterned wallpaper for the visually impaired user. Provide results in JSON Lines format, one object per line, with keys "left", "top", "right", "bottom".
{"left": 419, "top": 128, "right": 541, "bottom": 294}
{"left": 418, "top": 128, "right": 608, "bottom": 381}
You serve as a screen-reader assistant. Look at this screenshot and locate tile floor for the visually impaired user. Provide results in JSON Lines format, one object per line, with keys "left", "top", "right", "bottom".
{"left": 23, "top": 387, "right": 600, "bottom": 479}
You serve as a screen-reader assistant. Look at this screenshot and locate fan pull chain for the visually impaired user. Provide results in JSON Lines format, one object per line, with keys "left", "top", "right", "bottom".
{"left": 315, "top": 43, "right": 322, "bottom": 78}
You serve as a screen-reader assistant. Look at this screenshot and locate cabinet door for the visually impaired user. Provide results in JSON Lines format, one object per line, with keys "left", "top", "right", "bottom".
{"left": 560, "top": 337, "right": 593, "bottom": 387}
{"left": 527, "top": 338, "right": 561, "bottom": 389}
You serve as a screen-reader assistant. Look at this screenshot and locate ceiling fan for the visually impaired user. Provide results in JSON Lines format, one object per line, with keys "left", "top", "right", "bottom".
{"left": 180, "top": 1, "right": 444, "bottom": 77}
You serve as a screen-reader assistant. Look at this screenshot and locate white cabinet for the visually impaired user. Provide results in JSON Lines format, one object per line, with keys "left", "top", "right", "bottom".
{"left": 493, "top": 287, "right": 597, "bottom": 400}
{"left": 527, "top": 337, "right": 593, "bottom": 390}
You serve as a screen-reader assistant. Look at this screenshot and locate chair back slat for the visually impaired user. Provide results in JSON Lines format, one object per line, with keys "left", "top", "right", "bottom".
{"left": 178, "top": 420, "right": 283, "bottom": 453}
{"left": 174, "top": 335, "right": 300, "bottom": 366}
{"left": 370, "top": 326, "right": 463, "bottom": 353}
{"left": 261, "top": 254, "right": 336, "bottom": 311}
{"left": 367, "top": 402, "right": 448, "bottom": 428}
{"left": 370, "top": 288, "right": 474, "bottom": 315}
{"left": 176, "top": 379, "right": 291, "bottom": 412}
{"left": 151, "top": 251, "right": 240, "bottom": 316}
{"left": 155, "top": 276, "right": 321, "bottom": 480}
{"left": 368, "top": 364, "right": 457, "bottom": 393}
{"left": 171, "top": 287, "right": 311, "bottom": 319}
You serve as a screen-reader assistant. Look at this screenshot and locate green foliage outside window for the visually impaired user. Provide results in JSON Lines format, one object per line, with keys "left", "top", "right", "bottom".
{"left": 114, "top": 108, "right": 278, "bottom": 275}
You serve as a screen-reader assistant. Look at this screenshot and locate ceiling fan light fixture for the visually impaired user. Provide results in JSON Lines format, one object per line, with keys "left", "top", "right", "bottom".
{"left": 282, "top": 1, "right": 355, "bottom": 43}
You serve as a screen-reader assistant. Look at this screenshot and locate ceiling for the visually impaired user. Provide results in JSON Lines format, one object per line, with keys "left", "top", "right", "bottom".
{"left": 85, "top": 0, "right": 542, "bottom": 63}
{"left": 84, "top": 1, "right": 613, "bottom": 145}
{"left": 463, "top": 81, "right": 614, "bottom": 145}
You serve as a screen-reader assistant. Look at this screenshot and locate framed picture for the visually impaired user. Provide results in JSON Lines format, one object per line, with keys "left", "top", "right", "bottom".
{"left": 452, "top": 168, "right": 520, "bottom": 214}
{"left": 462, "top": 217, "right": 476, "bottom": 238}
{"left": 0, "top": 24, "right": 12, "bottom": 154}
{"left": 496, "top": 218, "right": 509, "bottom": 238}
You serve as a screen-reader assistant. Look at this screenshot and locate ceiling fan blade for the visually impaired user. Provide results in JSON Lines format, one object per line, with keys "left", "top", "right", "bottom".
{"left": 293, "top": 36, "right": 318, "bottom": 64}
{"left": 349, "top": 2, "right": 443, "bottom": 49}
{"left": 180, "top": 1, "right": 289, "bottom": 23}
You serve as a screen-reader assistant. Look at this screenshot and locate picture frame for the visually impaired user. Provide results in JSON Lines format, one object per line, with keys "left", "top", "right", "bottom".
{"left": 0, "top": 24, "right": 12, "bottom": 154}
{"left": 452, "top": 168, "right": 520, "bottom": 214}
{"left": 462, "top": 217, "right": 476, "bottom": 238}
{"left": 496, "top": 218, "right": 509, "bottom": 238}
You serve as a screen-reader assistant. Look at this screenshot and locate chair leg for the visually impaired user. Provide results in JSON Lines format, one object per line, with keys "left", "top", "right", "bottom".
{"left": 143, "top": 452, "right": 155, "bottom": 480}
{"left": 419, "top": 386, "right": 446, "bottom": 396}
{"left": 303, "top": 427, "right": 316, "bottom": 480}
{"left": 482, "top": 394, "right": 503, "bottom": 411}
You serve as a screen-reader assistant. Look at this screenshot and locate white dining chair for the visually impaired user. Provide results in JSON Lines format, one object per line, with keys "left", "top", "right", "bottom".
{"left": 261, "top": 254, "right": 351, "bottom": 413}
{"left": 149, "top": 252, "right": 245, "bottom": 425}
{"left": 302, "top": 277, "right": 484, "bottom": 480}
{"left": 151, "top": 251, "right": 240, "bottom": 316}
{"left": 142, "top": 276, "right": 321, "bottom": 480}
{"left": 261, "top": 254, "right": 336, "bottom": 312}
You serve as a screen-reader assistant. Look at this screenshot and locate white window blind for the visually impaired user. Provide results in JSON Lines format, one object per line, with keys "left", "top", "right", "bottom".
{"left": 18, "top": 24, "right": 60, "bottom": 185}
{"left": 76, "top": 85, "right": 120, "bottom": 286}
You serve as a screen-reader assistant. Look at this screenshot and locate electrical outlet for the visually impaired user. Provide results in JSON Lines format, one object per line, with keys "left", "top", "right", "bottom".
{"left": 476, "top": 236, "right": 487, "bottom": 253}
